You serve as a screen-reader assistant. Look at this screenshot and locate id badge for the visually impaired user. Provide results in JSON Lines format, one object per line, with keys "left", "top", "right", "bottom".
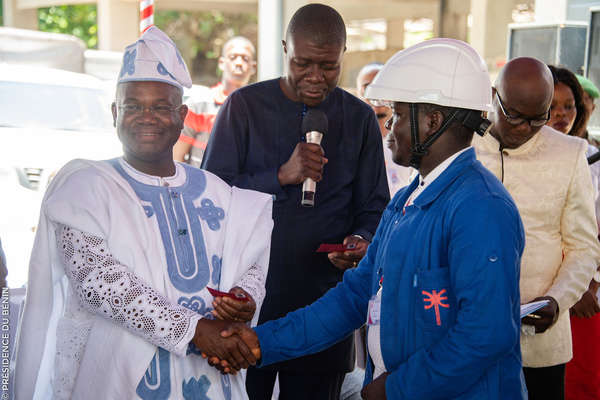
{"left": 367, "top": 289, "right": 382, "bottom": 326}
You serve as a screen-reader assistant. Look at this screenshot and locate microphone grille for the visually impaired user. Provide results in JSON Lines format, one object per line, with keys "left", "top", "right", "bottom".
{"left": 302, "top": 109, "right": 328, "bottom": 134}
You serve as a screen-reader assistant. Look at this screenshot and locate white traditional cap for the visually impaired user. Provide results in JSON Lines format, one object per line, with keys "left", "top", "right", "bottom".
{"left": 118, "top": 26, "right": 192, "bottom": 89}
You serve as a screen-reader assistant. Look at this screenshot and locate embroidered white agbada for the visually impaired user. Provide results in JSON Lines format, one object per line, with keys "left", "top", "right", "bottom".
{"left": 15, "top": 158, "right": 273, "bottom": 400}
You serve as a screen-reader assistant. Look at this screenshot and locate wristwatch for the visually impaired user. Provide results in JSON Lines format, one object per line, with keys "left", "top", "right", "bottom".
{"left": 593, "top": 269, "right": 600, "bottom": 283}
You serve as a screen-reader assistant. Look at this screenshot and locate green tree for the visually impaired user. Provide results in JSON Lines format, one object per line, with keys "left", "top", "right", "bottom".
{"left": 156, "top": 10, "right": 257, "bottom": 85}
{"left": 35, "top": 6, "right": 256, "bottom": 84}
{"left": 38, "top": 5, "right": 98, "bottom": 48}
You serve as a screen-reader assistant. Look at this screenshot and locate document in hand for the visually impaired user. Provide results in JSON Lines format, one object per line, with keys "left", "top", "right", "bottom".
{"left": 520, "top": 300, "right": 550, "bottom": 318}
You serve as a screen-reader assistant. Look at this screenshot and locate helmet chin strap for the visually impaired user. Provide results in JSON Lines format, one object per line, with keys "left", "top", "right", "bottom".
{"left": 408, "top": 103, "right": 425, "bottom": 169}
{"left": 407, "top": 104, "right": 491, "bottom": 169}
{"left": 408, "top": 103, "right": 461, "bottom": 169}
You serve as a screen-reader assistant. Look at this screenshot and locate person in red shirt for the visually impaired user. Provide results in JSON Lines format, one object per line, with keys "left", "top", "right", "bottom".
{"left": 174, "top": 36, "right": 256, "bottom": 166}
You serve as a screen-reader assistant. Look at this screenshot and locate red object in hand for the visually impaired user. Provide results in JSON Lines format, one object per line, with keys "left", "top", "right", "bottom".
{"left": 316, "top": 243, "right": 356, "bottom": 253}
{"left": 207, "top": 287, "right": 250, "bottom": 302}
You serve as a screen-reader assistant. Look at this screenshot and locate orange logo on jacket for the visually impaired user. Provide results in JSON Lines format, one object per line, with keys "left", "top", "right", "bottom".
{"left": 422, "top": 289, "right": 449, "bottom": 326}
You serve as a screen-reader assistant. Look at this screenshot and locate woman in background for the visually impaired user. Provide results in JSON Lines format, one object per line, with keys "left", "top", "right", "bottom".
{"left": 547, "top": 65, "right": 600, "bottom": 400}
{"left": 547, "top": 65, "right": 587, "bottom": 136}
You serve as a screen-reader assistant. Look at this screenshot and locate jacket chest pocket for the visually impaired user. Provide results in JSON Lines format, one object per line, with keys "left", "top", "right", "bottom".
{"left": 415, "top": 267, "right": 456, "bottom": 343}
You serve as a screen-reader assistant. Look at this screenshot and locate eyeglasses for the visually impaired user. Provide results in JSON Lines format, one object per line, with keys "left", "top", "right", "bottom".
{"left": 495, "top": 91, "right": 550, "bottom": 127}
{"left": 118, "top": 104, "right": 182, "bottom": 117}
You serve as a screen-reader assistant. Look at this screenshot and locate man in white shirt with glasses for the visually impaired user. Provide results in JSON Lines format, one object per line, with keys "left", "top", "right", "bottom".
{"left": 472, "top": 57, "right": 600, "bottom": 400}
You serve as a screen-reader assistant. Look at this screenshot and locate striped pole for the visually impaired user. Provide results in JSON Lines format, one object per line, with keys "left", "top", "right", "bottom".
{"left": 140, "top": 0, "right": 154, "bottom": 34}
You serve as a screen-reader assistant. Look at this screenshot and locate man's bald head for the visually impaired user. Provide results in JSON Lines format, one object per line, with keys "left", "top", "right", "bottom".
{"left": 285, "top": 3, "right": 346, "bottom": 48}
{"left": 356, "top": 62, "right": 383, "bottom": 96}
{"left": 219, "top": 35, "right": 256, "bottom": 89}
{"left": 222, "top": 36, "right": 255, "bottom": 58}
{"left": 489, "top": 57, "right": 555, "bottom": 148}
{"left": 495, "top": 57, "right": 554, "bottom": 112}
{"left": 355, "top": 62, "right": 389, "bottom": 137}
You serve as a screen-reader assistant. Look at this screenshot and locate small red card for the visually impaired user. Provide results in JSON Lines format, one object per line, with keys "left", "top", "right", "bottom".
{"left": 206, "top": 287, "right": 250, "bottom": 302}
{"left": 316, "top": 243, "right": 356, "bottom": 253}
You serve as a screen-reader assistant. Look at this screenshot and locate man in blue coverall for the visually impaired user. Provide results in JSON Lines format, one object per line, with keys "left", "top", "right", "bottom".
{"left": 215, "top": 38, "right": 527, "bottom": 399}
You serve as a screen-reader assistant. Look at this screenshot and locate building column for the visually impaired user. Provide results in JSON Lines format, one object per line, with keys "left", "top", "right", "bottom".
{"left": 470, "top": 0, "right": 516, "bottom": 73}
{"left": 97, "top": 0, "right": 139, "bottom": 51}
{"left": 440, "top": 0, "right": 470, "bottom": 42}
{"left": 3, "top": 0, "right": 38, "bottom": 30}
{"left": 257, "top": 0, "right": 283, "bottom": 81}
{"left": 257, "top": 0, "right": 308, "bottom": 81}
{"left": 386, "top": 18, "right": 405, "bottom": 50}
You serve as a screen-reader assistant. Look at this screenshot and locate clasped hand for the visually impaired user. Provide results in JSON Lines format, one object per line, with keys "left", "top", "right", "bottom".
{"left": 192, "top": 319, "right": 260, "bottom": 374}
{"left": 191, "top": 287, "right": 261, "bottom": 374}
{"left": 192, "top": 319, "right": 260, "bottom": 375}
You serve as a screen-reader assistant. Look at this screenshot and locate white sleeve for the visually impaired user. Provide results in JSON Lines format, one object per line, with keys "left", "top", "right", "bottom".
{"left": 235, "top": 263, "right": 266, "bottom": 306}
{"left": 57, "top": 224, "right": 200, "bottom": 357}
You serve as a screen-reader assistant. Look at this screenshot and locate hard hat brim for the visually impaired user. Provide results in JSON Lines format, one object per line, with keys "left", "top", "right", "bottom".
{"left": 366, "top": 83, "right": 493, "bottom": 112}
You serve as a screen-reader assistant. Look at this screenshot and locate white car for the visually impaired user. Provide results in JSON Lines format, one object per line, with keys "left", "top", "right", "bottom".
{"left": 0, "top": 64, "right": 122, "bottom": 287}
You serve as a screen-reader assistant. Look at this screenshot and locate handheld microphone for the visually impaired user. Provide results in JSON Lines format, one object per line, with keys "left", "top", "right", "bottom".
{"left": 301, "top": 109, "right": 328, "bottom": 207}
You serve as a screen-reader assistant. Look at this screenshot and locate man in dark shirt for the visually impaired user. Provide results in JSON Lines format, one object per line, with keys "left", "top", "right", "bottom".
{"left": 201, "top": 4, "right": 389, "bottom": 399}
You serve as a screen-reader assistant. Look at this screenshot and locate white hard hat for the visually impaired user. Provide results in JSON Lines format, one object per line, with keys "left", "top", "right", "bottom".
{"left": 365, "top": 38, "right": 492, "bottom": 112}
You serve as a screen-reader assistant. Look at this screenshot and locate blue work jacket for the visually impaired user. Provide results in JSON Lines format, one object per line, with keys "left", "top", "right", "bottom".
{"left": 255, "top": 149, "right": 527, "bottom": 399}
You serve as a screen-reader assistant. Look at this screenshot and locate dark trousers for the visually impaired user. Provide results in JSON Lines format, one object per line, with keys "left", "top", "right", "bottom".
{"left": 523, "top": 364, "right": 566, "bottom": 400}
{"left": 246, "top": 366, "right": 345, "bottom": 400}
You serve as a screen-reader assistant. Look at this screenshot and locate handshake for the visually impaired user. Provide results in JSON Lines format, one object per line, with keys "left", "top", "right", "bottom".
{"left": 191, "top": 287, "right": 262, "bottom": 374}
{"left": 191, "top": 319, "right": 261, "bottom": 374}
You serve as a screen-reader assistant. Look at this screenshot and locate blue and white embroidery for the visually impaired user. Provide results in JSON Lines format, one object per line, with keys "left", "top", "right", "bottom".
{"left": 111, "top": 160, "right": 211, "bottom": 293}
{"left": 136, "top": 347, "right": 171, "bottom": 399}
{"left": 175, "top": 49, "right": 185, "bottom": 66}
{"left": 182, "top": 376, "right": 211, "bottom": 400}
{"left": 157, "top": 62, "right": 177, "bottom": 81}
{"left": 178, "top": 295, "right": 213, "bottom": 318}
{"left": 119, "top": 49, "right": 137, "bottom": 78}
{"left": 143, "top": 205, "right": 154, "bottom": 218}
{"left": 197, "top": 199, "right": 225, "bottom": 231}
{"left": 221, "top": 375, "right": 232, "bottom": 400}
{"left": 211, "top": 255, "right": 222, "bottom": 286}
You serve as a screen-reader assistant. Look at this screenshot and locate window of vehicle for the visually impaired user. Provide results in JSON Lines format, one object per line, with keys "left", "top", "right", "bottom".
{"left": 0, "top": 81, "right": 113, "bottom": 131}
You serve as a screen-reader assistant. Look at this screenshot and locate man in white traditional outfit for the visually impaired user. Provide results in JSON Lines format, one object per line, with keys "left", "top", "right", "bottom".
{"left": 14, "top": 26, "right": 272, "bottom": 400}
